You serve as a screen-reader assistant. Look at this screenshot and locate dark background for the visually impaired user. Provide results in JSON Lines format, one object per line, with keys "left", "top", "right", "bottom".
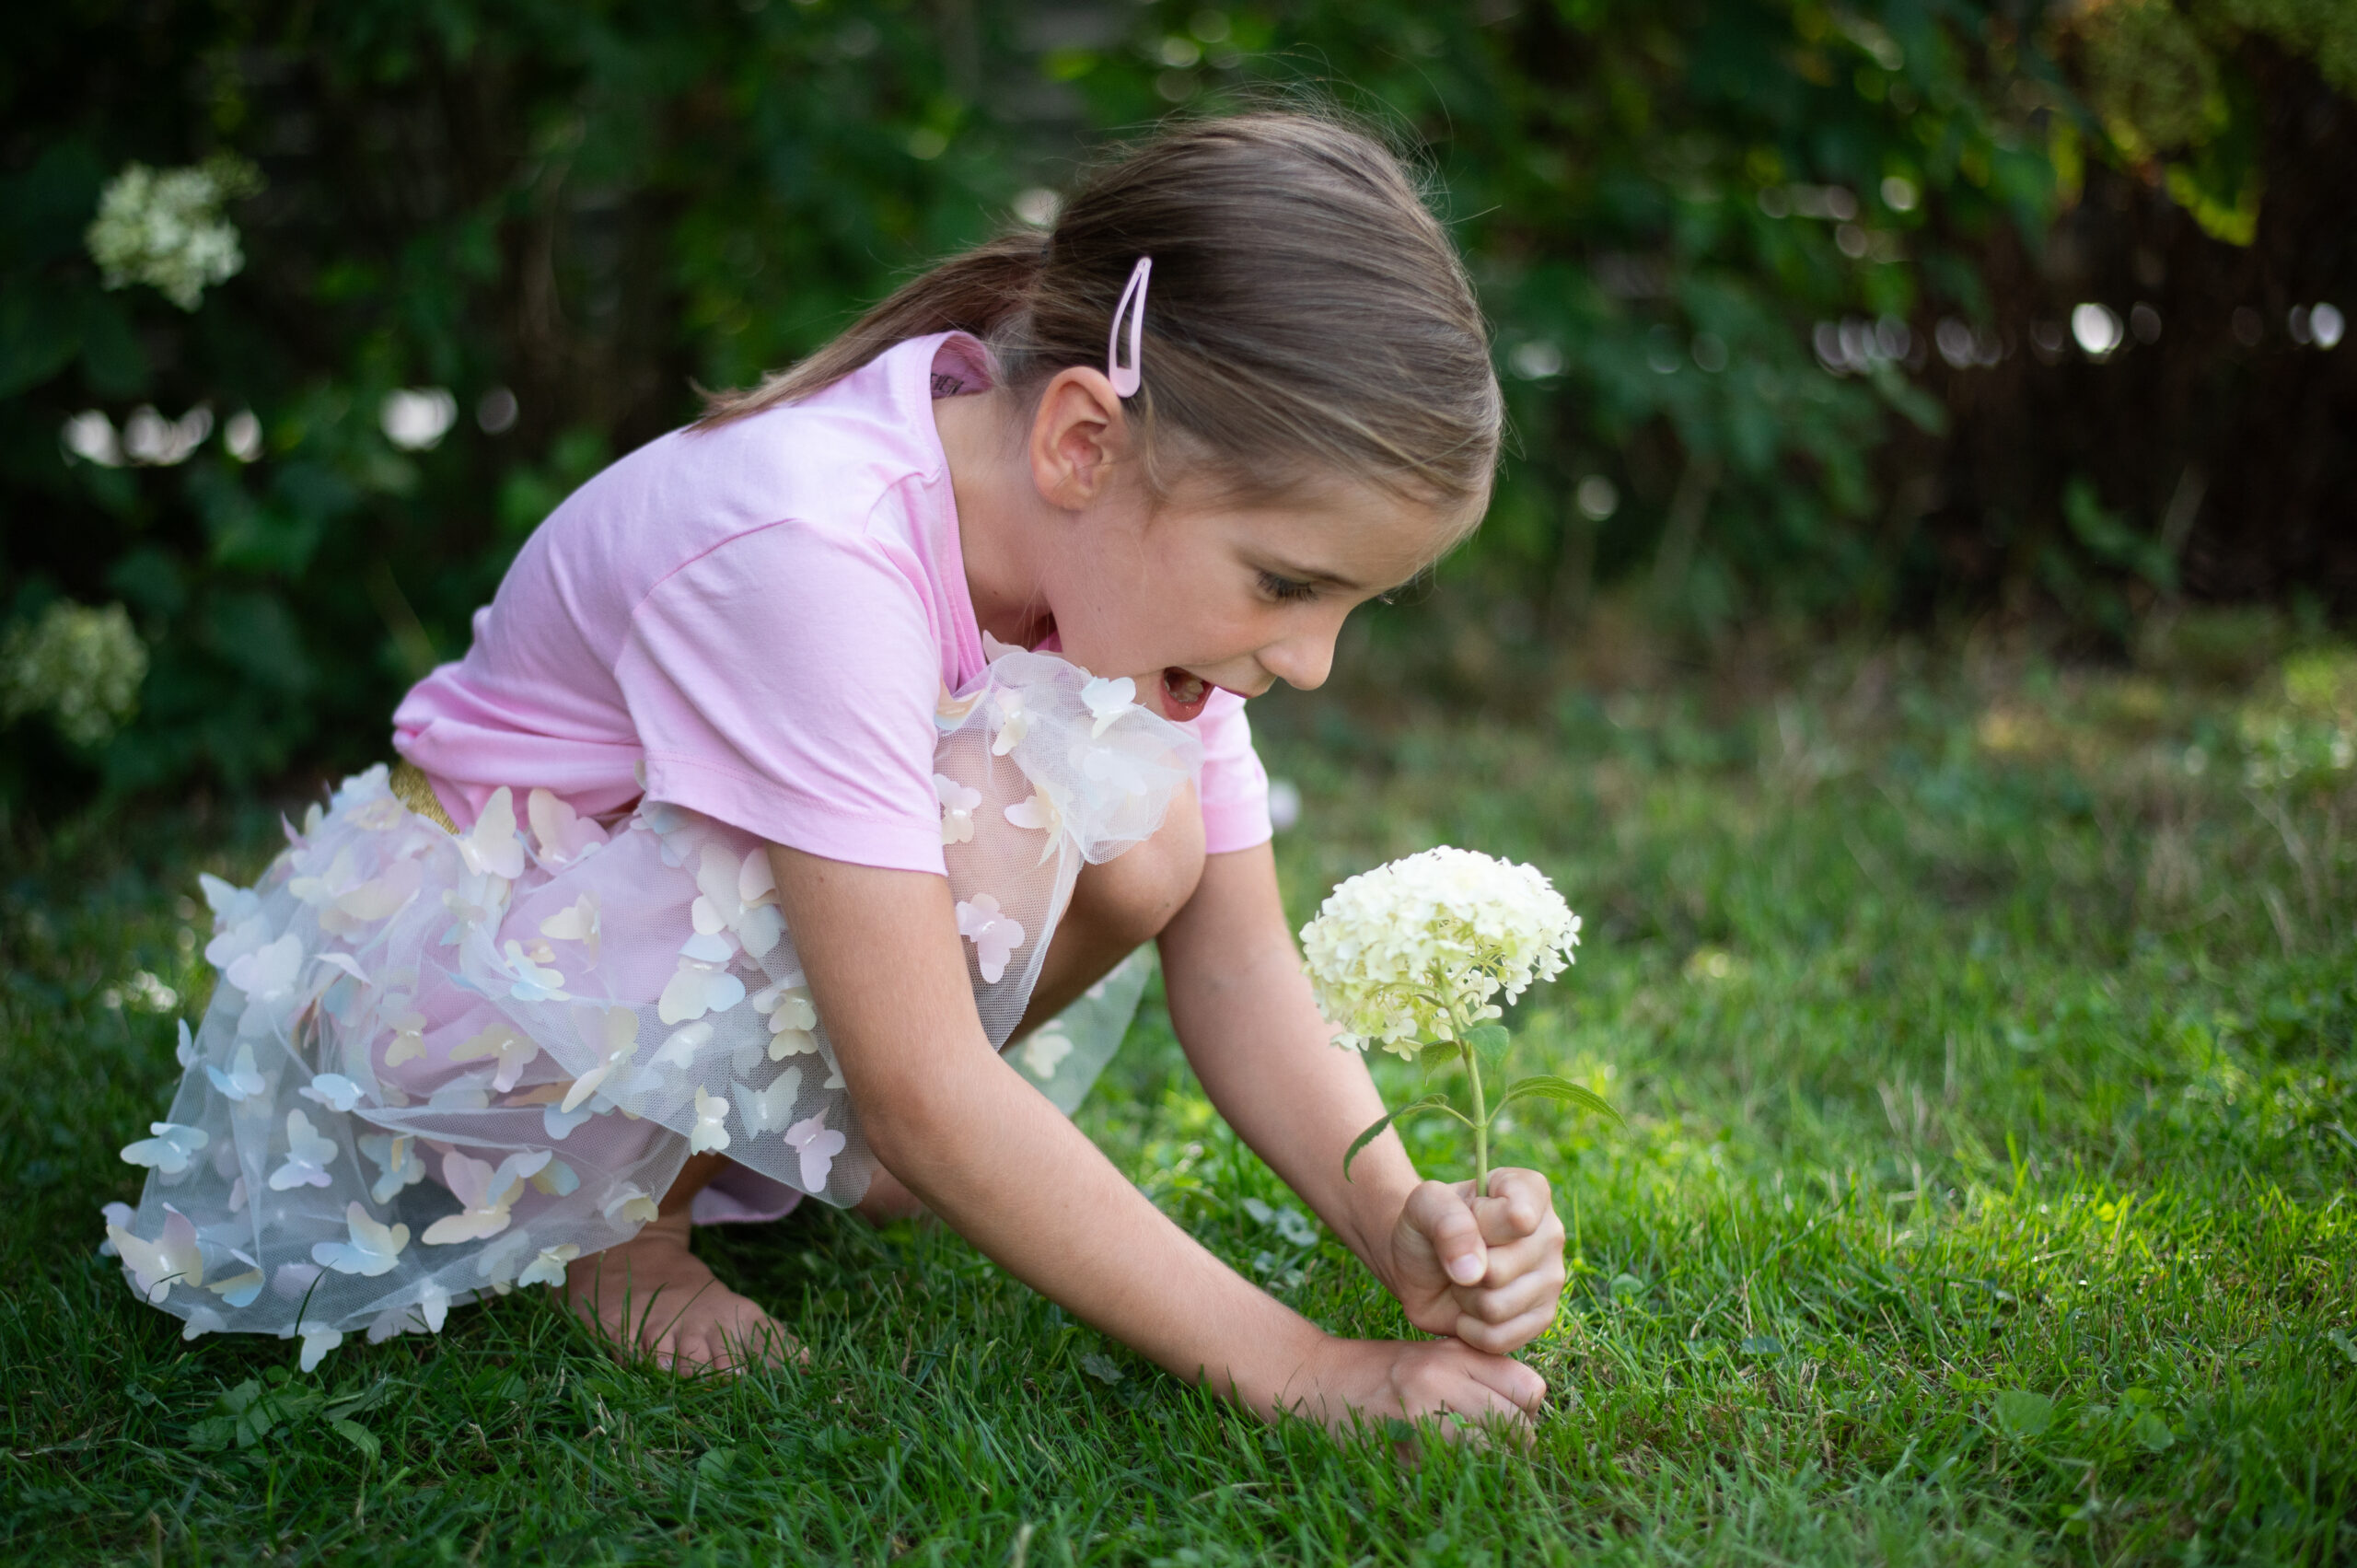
{"left": 2, "top": 0, "right": 2350, "bottom": 810}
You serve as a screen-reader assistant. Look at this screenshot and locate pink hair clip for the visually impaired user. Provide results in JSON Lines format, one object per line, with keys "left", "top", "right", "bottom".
{"left": 1106, "top": 256, "right": 1152, "bottom": 398}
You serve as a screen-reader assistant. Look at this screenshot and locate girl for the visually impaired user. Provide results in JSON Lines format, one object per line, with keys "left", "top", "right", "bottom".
{"left": 110, "top": 112, "right": 1567, "bottom": 1434}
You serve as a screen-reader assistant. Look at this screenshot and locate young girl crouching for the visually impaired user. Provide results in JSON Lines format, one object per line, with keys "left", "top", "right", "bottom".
{"left": 111, "top": 111, "right": 1568, "bottom": 1436}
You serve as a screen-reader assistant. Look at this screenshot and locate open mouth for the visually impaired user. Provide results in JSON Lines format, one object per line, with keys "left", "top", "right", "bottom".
{"left": 1160, "top": 666, "right": 1212, "bottom": 721}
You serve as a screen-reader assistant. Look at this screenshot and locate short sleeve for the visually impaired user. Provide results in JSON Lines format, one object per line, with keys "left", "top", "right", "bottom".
{"left": 1191, "top": 690, "right": 1272, "bottom": 855}
{"left": 616, "top": 522, "right": 950, "bottom": 875}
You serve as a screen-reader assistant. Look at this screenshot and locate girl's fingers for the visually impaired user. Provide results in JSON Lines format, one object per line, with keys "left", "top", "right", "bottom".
{"left": 1458, "top": 1348, "right": 1548, "bottom": 1411}
{"left": 1455, "top": 1302, "right": 1561, "bottom": 1356}
{"left": 1456, "top": 1261, "right": 1562, "bottom": 1326}
{"left": 1402, "top": 1179, "right": 1490, "bottom": 1285}
{"left": 1461, "top": 1225, "right": 1565, "bottom": 1294}
{"left": 1472, "top": 1168, "right": 1557, "bottom": 1244}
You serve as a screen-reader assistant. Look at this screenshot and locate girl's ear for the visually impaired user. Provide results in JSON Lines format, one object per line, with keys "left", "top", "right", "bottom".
{"left": 1028, "top": 366, "right": 1132, "bottom": 511}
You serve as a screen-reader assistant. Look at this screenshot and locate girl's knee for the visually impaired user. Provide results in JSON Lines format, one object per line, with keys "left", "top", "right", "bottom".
{"left": 1081, "top": 792, "right": 1205, "bottom": 946}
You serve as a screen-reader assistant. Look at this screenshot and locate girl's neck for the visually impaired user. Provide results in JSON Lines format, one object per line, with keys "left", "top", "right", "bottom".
{"left": 935, "top": 389, "right": 1055, "bottom": 651}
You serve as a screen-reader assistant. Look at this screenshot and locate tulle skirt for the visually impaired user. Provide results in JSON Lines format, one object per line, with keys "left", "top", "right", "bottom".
{"left": 106, "top": 648, "right": 1200, "bottom": 1365}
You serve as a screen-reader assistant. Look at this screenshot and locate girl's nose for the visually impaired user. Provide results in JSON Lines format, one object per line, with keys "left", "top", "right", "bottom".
{"left": 1258, "top": 626, "right": 1337, "bottom": 692}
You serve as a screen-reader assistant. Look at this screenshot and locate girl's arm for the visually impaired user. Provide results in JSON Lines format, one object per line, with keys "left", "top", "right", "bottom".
{"left": 768, "top": 843, "right": 1544, "bottom": 1431}
{"left": 1155, "top": 842, "right": 1568, "bottom": 1354}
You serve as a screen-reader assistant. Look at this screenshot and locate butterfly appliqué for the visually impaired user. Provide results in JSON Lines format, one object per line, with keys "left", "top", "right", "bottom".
{"left": 420, "top": 1148, "right": 551, "bottom": 1245}
{"left": 561, "top": 1005, "right": 640, "bottom": 1112}
{"left": 457, "top": 785, "right": 527, "bottom": 881}
{"left": 689, "top": 1086, "right": 731, "bottom": 1154}
{"left": 1081, "top": 675, "right": 1138, "bottom": 738}
{"left": 312, "top": 1200, "right": 412, "bottom": 1276}
{"left": 955, "top": 893, "right": 1026, "bottom": 984}
{"left": 784, "top": 1111, "right": 848, "bottom": 1191}
{"left": 298, "top": 1072, "right": 366, "bottom": 1112}
{"left": 268, "top": 1109, "right": 339, "bottom": 1191}
{"left": 108, "top": 1206, "right": 203, "bottom": 1302}
{"left": 732, "top": 1066, "right": 805, "bottom": 1136}
{"left": 450, "top": 1022, "right": 540, "bottom": 1093}
{"left": 935, "top": 772, "right": 982, "bottom": 845}
{"left": 528, "top": 787, "right": 609, "bottom": 867}
{"left": 359, "top": 1132, "right": 425, "bottom": 1203}
{"left": 121, "top": 1121, "right": 208, "bottom": 1175}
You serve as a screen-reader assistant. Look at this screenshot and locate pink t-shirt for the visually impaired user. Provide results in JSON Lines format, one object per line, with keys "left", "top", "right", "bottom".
{"left": 392, "top": 332, "right": 1271, "bottom": 875}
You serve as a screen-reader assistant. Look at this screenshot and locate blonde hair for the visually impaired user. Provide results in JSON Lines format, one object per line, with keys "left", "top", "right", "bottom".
{"left": 701, "top": 110, "right": 1501, "bottom": 527}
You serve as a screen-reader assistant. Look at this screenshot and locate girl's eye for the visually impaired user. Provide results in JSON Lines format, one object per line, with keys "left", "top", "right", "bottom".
{"left": 1258, "top": 570, "right": 1318, "bottom": 603}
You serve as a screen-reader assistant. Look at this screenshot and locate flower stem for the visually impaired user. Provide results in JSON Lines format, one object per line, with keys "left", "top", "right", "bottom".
{"left": 1465, "top": 1041, "right": 1489, "bottom": 1197}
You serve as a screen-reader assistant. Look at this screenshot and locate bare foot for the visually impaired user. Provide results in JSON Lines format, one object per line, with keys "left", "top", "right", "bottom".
{"left": 564, "top": 1207, "right": 802, "bottom": 1374}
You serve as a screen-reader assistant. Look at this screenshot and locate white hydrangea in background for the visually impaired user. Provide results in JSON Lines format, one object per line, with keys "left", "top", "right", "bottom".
{"left": 1300, "top": 845, "right": 1580, "bottom": 1060}
{"left": 0, "top": 600, "right": 149, "bottom": 747}
{"left": 85, "top": 157, "right": 261, "bottom": 311}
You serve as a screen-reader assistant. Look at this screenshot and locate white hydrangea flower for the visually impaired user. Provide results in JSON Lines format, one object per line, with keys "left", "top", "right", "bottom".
{"left": 0, "top": 599, "right": 148, "bottom": 747}
{"left": 1299, "top": 846, "right": 1580, "bottom": 1060}
{"left": 85, "top": 158, "right": 259, "bottom": 311}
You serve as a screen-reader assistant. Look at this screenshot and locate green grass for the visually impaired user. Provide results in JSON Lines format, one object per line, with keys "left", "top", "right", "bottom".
{"left": 5, "top": 637, "right": 2355, "bottom": 1564}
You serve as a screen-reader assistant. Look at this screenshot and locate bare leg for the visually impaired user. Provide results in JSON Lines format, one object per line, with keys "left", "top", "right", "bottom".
{"left": 563, "top": 1152, "right": 803, "bottom": 1374}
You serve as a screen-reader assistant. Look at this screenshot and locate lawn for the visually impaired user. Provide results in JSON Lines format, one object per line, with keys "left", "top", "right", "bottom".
{"left": 4, "top": 627, "right": 2353, "bottom": 1565}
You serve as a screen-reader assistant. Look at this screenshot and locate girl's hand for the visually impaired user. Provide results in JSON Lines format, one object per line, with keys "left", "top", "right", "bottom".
{"left": 1384, "top": 1168, "right": 1566, "bottom": 1353}
{"left": 1274, "top": 1335, "right": 1547, "bottom": 1437}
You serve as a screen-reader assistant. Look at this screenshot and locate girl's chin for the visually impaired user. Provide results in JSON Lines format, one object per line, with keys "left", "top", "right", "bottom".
{"left": 1155, "top": 666, "right": 1213, "bottom": 722}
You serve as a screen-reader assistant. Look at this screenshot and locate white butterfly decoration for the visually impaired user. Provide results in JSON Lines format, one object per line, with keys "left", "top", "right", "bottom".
{"left": 497, "top": 939, "right": 569, "bottom": 1003}
{"left": 658, "top": 933, "right": 746, "bottom": 1024}
{"left": 654, "top": 1019, "right": 714, "bottom": 1069}
{"left": 380, "top": 994, "right": 429, "bottom": 1067}
{"left": 539, "top": 892, "right": 602, "bottom": 967}
{"left": 97, "top": 1201, "right": 134, "bottom": 1255}
{"left": 529, "top": 1157, "right": 580, "bottom": 1196}
{"left": 543, "top": 1098, "right": 595, "bottom": 1139}
{"left": 176, "top": 1018, "right": 198, "bottom": 1069}
{"left": 457, "top": 785, "right": 526, "bottom": 880}
{"left": 477, "top": 1228, "right": 535, "bottom": 1289}
{"left": 935, "top": 772, "right": 982, "bottom": 845}
{"left": 955, "top": 893, "right": 1026, "bottom": 984}
{"left": 366, "top": 1278, "right": 452, "bottom": 1342}
{"left": 632, "top": 796, "right": 698, "bottom": 868}
{"left": 988, "top": 689, "right": 1031, "bottom": 756}
{"left": 268, "top": 1109, "right": 339, "bottom": 1191}
{"left": 689, "top": 1086, "right": 732, "bottom": 1154}
{"left": 561, "top": 1005, "right": 641, "bottom": 1111}
{"left": 1081, "top": 675, "right": 1138, "bottom": 738}
{"left": 784, "top": 1111, "right": 848, "bottom": 1191}
{"left": 298, "top": 1072, "right": 366, "bottom": 1113}
{"left": 421, "top": 1148, "right": 551, "bottom": 1245}
{"left": 528, "top": 787, "right": 610, "bottom": 867}
{"left": 298, "top": 1325, "right": 343, "bottom": 1372}
{"left": 691, "top": 843, "right": 784, "bottom": 959}
{"left": 226, "top": 932, "right": 307, "bottom": 1039}
{"left": 121, "top": 1121, "right": 208, "bottom": 1176}
{"left": 517, "top": 1243, "right": 580, "bottom": 1290}
{"left": 312, "top": 1200, "right": 412, "bottom": 1277}
{"left": 1021, "top": 1029, "right": 1074, "bottom": 1081}
{"left": 750, "top": 981, "right": 819, "bottom": 1060}
{"left": 204, "top": 1041, "right": 268, "bottom": 1102}
{"left": 108, "top": 1206, "right": 203, "bottom": 1301}
{"left": 1003, "top": 787, "right": 1065, "bottom": 864}
{"left": 179, "top": 1306, "right": 227, "bottom": 1341}
{"left": 732, "top": 1066, "right": 804, "bottom": 1135}
{"left": 204, "top": 907, "right": 272, "bottom": 972}
{"left": 359, "top": 1132, "right": 426, "bottom": 1203}
{"left": 440, "top": 877, "right": 505, "bottom": 942}
{"left": 603, "top": 1183, "right": 660, "bottom": 1226}
{"left": 449, "top": 1022, "right": 540, "bottom": 1094}
{"left": 290, "top": 846, "right": 425, "bottom": 935}
{"left": 208, "top": 1257, "right": 264, "bottom": 1307}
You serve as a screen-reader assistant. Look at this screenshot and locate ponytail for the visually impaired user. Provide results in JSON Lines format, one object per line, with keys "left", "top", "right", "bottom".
{"left": 698, "top": 231, "right": 1048, "bottom": 424}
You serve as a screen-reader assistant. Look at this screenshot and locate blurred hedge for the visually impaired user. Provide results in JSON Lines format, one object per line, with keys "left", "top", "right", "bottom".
{"left": 1, "top": 0, "right": 2351, "bottom": 806}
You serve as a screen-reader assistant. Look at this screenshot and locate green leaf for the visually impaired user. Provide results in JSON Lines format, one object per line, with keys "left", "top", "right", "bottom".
{"left": 695, "top": 1446, "right": 736, "bottom": 1480}
{"left": 330, "top": 1418, "right": 380, "bottom": 1463}
{"left": 1495, "top": 1074, "right": 1624, "bottom": 1125}
{"left": 1464, "top": 1023, "right": 1511, "bottom": 1065}
{"left": 1341, "top": 1095, "right": 1454, "bottom": 1180}
{"left": 1991, "top": 1389, "right": 2054, "bottom": 1439}
{"left": 1417, "top": 1041, "right": 1462, "bottom": 1073}
{"left": 1078, "top": 1353, "right": 1124, "bottom": 1385}
{"left": 2130, "top": 1410, "right": 2174, "bottom": 1452}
